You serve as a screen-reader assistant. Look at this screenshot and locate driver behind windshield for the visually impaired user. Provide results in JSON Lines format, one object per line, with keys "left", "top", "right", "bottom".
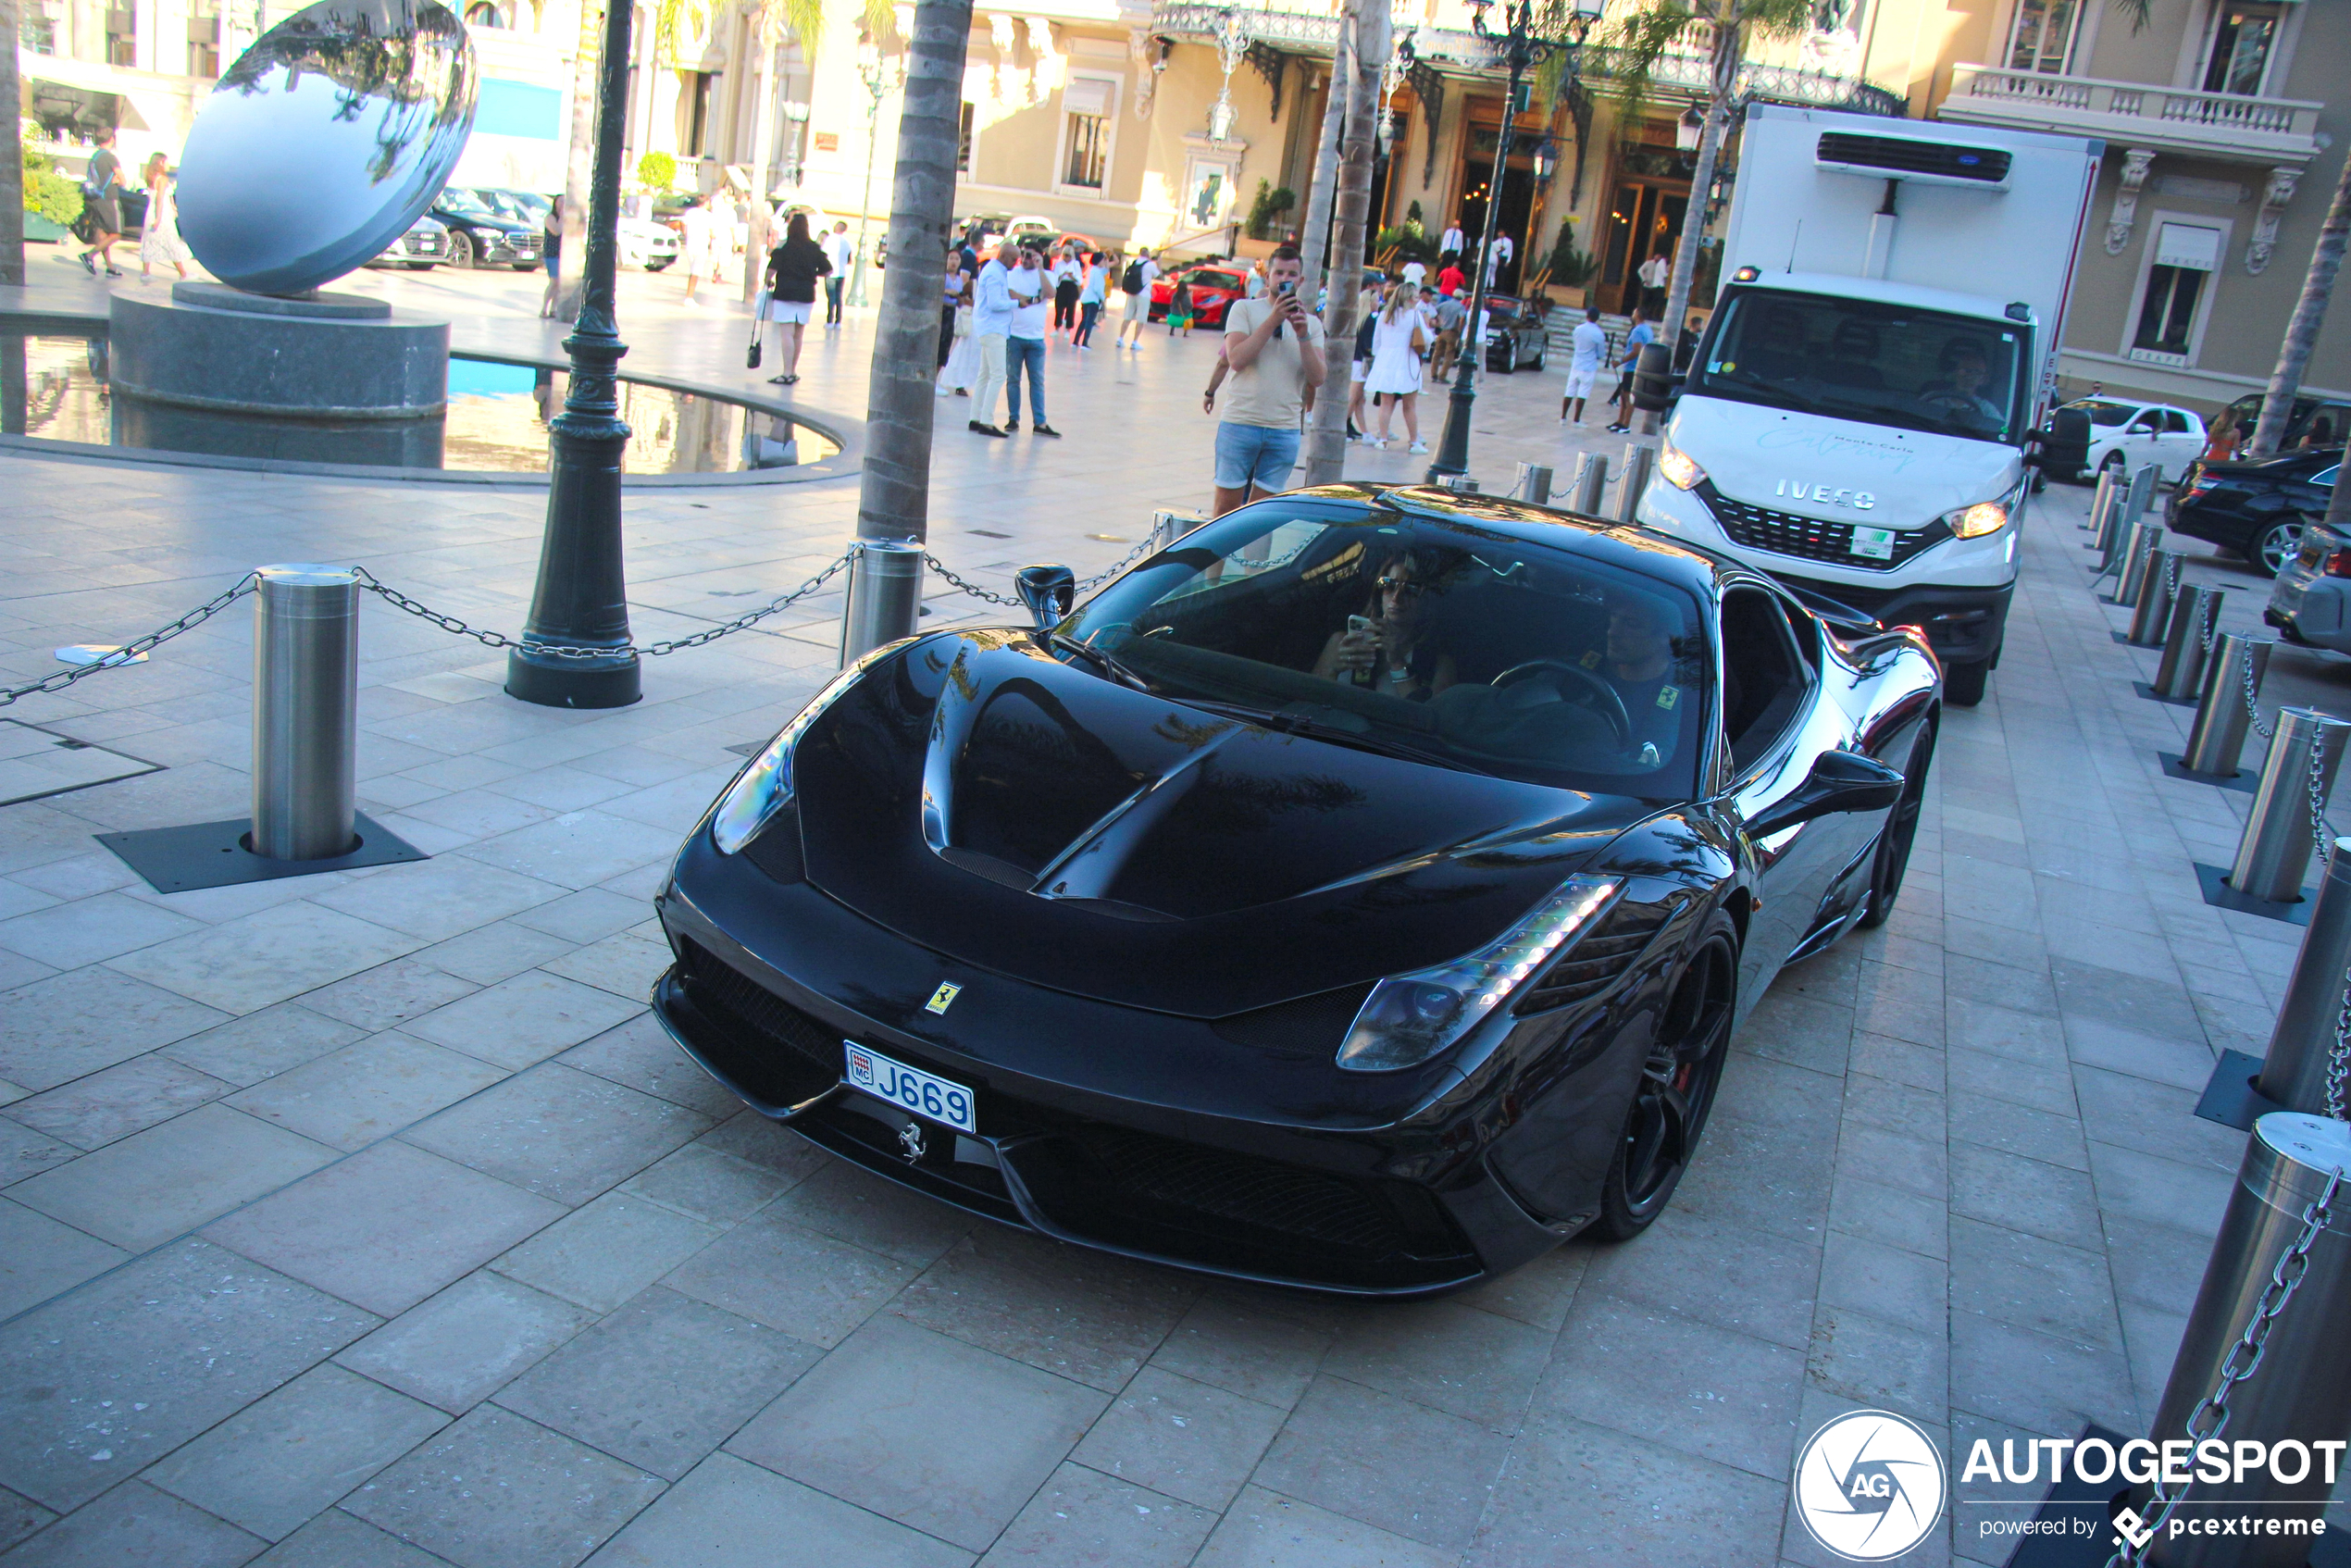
{"left": 1919, "top": 340, "right": 2003, "bottom": 428}
{"left": 1580, "top": 595, "right": 1686, "bottom": 757}
{"left": 1312, "top": 547, "right": 1462, "bottom": 701}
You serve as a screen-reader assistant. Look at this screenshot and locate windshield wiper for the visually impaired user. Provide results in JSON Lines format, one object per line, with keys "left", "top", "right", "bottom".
{"left": 1051, "top": 634, "right": 1153, "bottom": 691}
{"left": 1179, "top": 700, "right": 1474, "bottom": 773}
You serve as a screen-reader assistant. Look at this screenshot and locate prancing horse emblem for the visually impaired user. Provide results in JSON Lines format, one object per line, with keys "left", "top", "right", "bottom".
{"left": 925, "top": 983, "right": 961, "bottom": 1014}
{"left": 899, "top": 1121, "right": 927, "bottom": 1162}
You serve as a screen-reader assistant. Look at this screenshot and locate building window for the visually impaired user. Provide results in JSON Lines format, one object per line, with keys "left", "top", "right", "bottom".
{"left": 687, "top": 71, "right": 716, "bottom": 157}
{"left": 2202, "top": 3, "right": 2284, "bottom": 95}
{"left": 2129, "top": 220, "right": 2224, "bottom": 365}
{"left": 957, "top": 101, "right": 975, "bottom": 172}
{"left": 1058, "top": 77, "right": 1113, "bottom": 192}
{"left": 19, "top": 6, "right": 56, "bottom": 54}
{"left": 465, "top": 2, "right": 505, "bottom": 25}
{"left": 105, "top": 6, "right": 135, "bottom": 67}
{"left": 2004, "top": 0, "right": 2081, "bottom": 74}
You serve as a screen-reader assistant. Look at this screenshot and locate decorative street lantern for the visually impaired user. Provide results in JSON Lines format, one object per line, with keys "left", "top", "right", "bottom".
{"left": 1208, "top": 6, "right": 1250, "bottom": 144}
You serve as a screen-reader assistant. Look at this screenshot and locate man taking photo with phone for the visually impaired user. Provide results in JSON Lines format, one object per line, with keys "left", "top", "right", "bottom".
{"left": 1211, "top": 245, "right": 1326, "bottom": 517}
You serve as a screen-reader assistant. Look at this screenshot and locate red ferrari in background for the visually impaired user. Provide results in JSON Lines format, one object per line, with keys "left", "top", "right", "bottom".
{"left": 1148, "top": 263, "right": 1251, "bottom": 328}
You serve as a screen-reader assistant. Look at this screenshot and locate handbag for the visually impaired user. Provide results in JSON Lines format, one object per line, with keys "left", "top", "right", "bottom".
{"left": 747, "top": 291, "right": 767, "bottom": 369}
{"left": 953, "top": 304, "right": 974, "bottom": 340}
{"left": 69, "top": 208, "right": 96, "bottom": 244}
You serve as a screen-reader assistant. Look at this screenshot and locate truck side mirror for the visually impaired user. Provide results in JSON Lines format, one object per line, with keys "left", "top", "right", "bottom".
{"left": 2033, "top": 406, "right": 2090, "bottom": 475}
{"left": 1632, "top": 342, "right": 1680, "bottom": 414}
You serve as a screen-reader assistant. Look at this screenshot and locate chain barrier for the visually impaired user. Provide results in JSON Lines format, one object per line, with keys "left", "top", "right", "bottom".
{"left": 920, "top": 534, "right": 1161, "bottom": 609}
{"left": 2110, "top": 1168, "right": 2343, "bottom": 1565}
{"left": 352, "top": 554, "right": 852, "bottom": 660}
{"left": 0, "top": 574, "right": 258, "bottom": 710}
{"left": 2240, "top": 642, "right": 2275, "bottom": 743}
{"left": 2327, "top": 982, "right": 2351, "bottom": 1124}
{"left": 2307, "top": 730, "right": 2345, "bottom": 866}
{"left": 2158, "top": 554, "right": 2182, "bottom": 613}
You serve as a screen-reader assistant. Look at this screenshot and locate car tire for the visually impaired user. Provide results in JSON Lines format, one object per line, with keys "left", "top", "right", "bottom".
{"left": 1858, "top": 716, "right": 1936, "bottom": 929}
{"left": 446, "top": 230, "right": 476, "bottom": 269}
{"left": 2099, "top": 449, "right": 2127, "bottom": 479}
{"left": 1944, "top": 658, "right": 1990, "bottom": 706}
{"left": 403, "top": 263, "right": 435, "bottom": 271}
{"left": 647, "top": 259, "right": 673, "bottom": 272}
{"left": 512, "top": 263, "right": 539, "bottom": 272}
{"left": 1594, "top": 915, "right": 1737, "bottom": 1242}
{"left": 1531, "top": 350, "right": 1545, "bottom": 371}
{"left": 2256, "top": 517, "right": 2307, "bottom": 578}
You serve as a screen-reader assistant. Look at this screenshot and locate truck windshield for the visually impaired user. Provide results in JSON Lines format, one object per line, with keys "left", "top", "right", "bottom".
{"left": 1687, "top": 289, "right": 2028, "bottom": 445}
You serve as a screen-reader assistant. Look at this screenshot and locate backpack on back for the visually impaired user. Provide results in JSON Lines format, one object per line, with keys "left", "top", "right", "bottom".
{"left": 1120, "top": 259, "right": 1146, "bottom": 294}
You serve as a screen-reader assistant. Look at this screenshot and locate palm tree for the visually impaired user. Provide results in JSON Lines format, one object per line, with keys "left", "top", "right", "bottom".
{"left": 1302, "top": 0, "right": 1390, "bottom": 485}
{"left": 855, "top": 0, "right": 972, "bottom": 541}
{"left": 2246, "top": 153, "right": 2351, "bottom": 460}
{"left": 550, "top": 0, "right": 603, "bottom": 321}
{"left": 1, "top": 0, "right": 24, "bottom": 288}
{"left": 1570, "top": 0, "right": 1814, "bottom": 434}
{"left": 1295, "top": 29, "right": 1352, "bottom": 301}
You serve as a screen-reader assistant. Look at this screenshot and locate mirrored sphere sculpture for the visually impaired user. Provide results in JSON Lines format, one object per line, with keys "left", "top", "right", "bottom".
{"left": 176, "top": 0, "right": 476, "bottom": 295}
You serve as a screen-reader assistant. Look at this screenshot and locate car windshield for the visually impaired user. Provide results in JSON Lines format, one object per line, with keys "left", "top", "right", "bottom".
{"left": 438, "top": 189, "right": 496, "bottom": 218}
{"left": 1688, "top": 287, "right": 2029, "bottom": 444}
{"left": 1191, "top": 271, "right": 1241, "bottom": 291}
{"left": 1060, "top": 500, "right": 1710, "bottom": 798}
{"left": 2068, "top": 399, "right": 2139, "bottom": 428}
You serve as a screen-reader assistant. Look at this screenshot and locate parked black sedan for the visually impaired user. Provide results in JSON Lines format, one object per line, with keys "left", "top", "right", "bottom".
{"left": 1481, "top": 294, "right": 1548, "bottom": 373}
{"left": 651, "top": 486, "right": 1938, "bottom": 1294}
{"left": 429, "top": 189, "right": 541, "bottom": 270}
{"left": 2168, "top": 448, "right": 2345, "bottom": 576}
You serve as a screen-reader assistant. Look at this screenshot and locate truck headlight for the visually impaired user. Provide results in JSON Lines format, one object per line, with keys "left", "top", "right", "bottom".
{"left": 1336, "top": 876, "right": 1621, "bottom": 1071}
{"left": 709, "top": 665, "right": 869, "bottom": 853}
{"left": 1944, "top": 501, "right": 2009, "bottom": 540}
{"left": 1657, "top": 437, "right": 1706, "bottom": 492}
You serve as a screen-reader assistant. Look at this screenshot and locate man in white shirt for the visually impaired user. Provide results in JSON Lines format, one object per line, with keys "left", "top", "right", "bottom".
{"left": 824, "top": 220, "right": 854, "bottom": 327}
{"left": 1440, "top": 217, "right": 1465, "bottom": 258}
{"left": 1213, "top": 243, "right": 1325, "bottom": 516}
{"left": 1636, "top": 251, "right": 1669, "bottom": 317}
{"left": 969, "top": 243, "right": 1015, "bottom": 437}
{"left": 1116, "top": 250, "right": 1161, "bottom": 348}
{"left": 1486, "top": 230, "right": 1514, "bottom": 286}
{"left": 1399, "top": 256, "right": 1427, "bottom": 289}
{"left": 1002, "top": 247, "right": 1061, "bottom": 437}
{"left": 677, "top": 199, "right": 719, "bottom": 304}
{"left": 1561, "top": 306, "right": 1609, "bottom": 424}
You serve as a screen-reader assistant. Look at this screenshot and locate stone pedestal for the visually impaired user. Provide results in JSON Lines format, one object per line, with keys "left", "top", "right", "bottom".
{"left": 107, "top": 283, "right": 447, "bottom": 420}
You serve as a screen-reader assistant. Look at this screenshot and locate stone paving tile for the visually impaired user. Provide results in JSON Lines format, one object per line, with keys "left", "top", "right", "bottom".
{"left": 556, "top": 1014, "right": 740, "bottom": 1121}
{"left": 662, "top": 1206, "right": 911, "bottom": 1347}
{"left": 510, "top": 890, "right": 654, "bottom": 946}
{"left": 0, "top": 890, "right": 204, "bottom": 970}
{"left": 1576, "top": 1201, "right": 1822, "bottom": 1353}
{"left": 227, "top": 1035, "right": 508, "bottom": 1152}
{"left": 308, "top": 859, "right": 569, "bottom": 945}
{"left": 0, "top": 968, "right": 230, "bottom": 1092}
{"left": 399, "top": 1063, "right": 710, "bottom": 1207}
{"left": 1316, "top": 1298, "right": 1552, "bottom": 1431}
{"left": 492, "top": 1286, "right": 821, "bottom": 1481}
{"left": 976, "top": 1460, "right": 1214, "bottom": 1567}
{"left": 495, "top": 1192, "right": 723, "bottom": 1314}
{"left": 345, "top": 1406, "right": 664, "bottom": 1568}
{"left": 160, "top": 1005, "right": 366, "bottom": 1089}
{"left": 583, "top": 1452, "right": 970, "bottom": 1568}
{"left": 1066, "top": 1365, "right": 1284, "bottom": 1512}
{"left": 0, "top": 1238, "right": 378, "bottom": 1512}
{"left": 205, "top": 1141, "right": 565, "bottom": 1317}
{"left": 1947, "top": 1215, "right": 2123, "bottom": 1353}
{"left": 0, "top": 1479, "right": 267, "bottom": 1568}
{"left": 144, "top": 1363, "right": 451, "bottom": 1541}
{"left": 247, "top": 1509, "right": 454, "bottom": 1568}
{"left": 727, "top": 1315, "right": 1104, "bottom": 1553}
{"left": 615, "top": 1141, "right": 792, "bottom": 1226}
{"left": 11, "top": 1103, "right": 339, "bottom": 1252}
{"left": 3, "top": 1054, "right": 233, "bottom": 1151}
{"left": 0, "top": 1199, "right": 128, "bottom": 1320}
{"left": 541, "top": 927, "right": 671, "bottom": 1003}
{"left": 0, "top": 1487, "right": 56, "bottom": 1556}
{"left": 300, "top": 961, "right": 480, "bottom": 1035}
{"left": 1145, "top": 1293, "right": 1335, "bottom": 1411}
{"left": 761, "top": 1156, "right": 973, "bottom": 1268}
{"left": 0, "top": 1122, "right": 80, "bottom": 1189}
{"left": 106, "top": 902, "right": 426, "bottom": 1017}
{"left": 412, "top": 921, "right": 576, "bottom": 987}
{"left": 1250, "top": 1374, "right": 1511, "bottom": 1551}
{"left": 335, "top": 1272, "right": 598, "bottom": 1415}
{"left": 454, "top": 813, "right": 679, "bottom": 892}
{"left": 401, "top": 974, "right": 644, "bottom": 1072}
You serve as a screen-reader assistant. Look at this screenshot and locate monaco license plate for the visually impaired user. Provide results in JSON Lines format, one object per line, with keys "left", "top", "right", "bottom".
{"left": 844, "top": 1043, "right": 976, "bottom": 1133}
{"left": 1849, "top": 526, "right": 1896, "bottom": 561}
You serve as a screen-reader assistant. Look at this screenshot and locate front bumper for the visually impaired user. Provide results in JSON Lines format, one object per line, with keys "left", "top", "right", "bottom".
{"left": 652, "top": 838, "right": 1582, "bottom": 1296}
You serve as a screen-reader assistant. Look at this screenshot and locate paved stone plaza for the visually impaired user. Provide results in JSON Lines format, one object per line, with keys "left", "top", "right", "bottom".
{"left": 2, "top": 266, "right": 2349, "bottom": 1566}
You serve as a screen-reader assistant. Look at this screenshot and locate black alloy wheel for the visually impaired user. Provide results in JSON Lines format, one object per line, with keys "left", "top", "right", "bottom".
{"left": 1595, "top": 917, "right": 1737, "bottom": 1241}
{"left": 1859, "top": 717, "right": 1936, "bottom": 929}
{"left": 446, "top": 230, "right": 477, "bottom": 269}
{"left": 2255, "top": 517, "right": 2307, "bottom": 578}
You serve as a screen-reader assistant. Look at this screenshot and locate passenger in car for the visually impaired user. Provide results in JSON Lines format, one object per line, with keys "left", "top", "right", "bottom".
{"left": 1311, "top": 549, "right": 1461, "bottom": 700}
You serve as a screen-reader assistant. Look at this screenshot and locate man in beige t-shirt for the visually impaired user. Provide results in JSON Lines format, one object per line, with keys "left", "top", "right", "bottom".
{"left": 1213, "top": 243, "right": 1326, "bottom": 517}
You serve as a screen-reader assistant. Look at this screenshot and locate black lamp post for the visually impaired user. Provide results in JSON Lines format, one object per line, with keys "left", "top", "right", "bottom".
{"left": 507, "top": 0, "right": 642, "bottom": 709}
{"left": 1424, "top": 0, "right": 1595, "bottom": 485}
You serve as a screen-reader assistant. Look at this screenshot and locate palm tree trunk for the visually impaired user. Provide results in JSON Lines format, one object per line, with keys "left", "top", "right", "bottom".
{"left": 1302, "top": 0, "right": 1388, "bottom": 486}
{"left": 1639, "top": 19, "right": 1738, "bottom": 438}
{"left": 554, "top": 0, "right": 603, "bottom": 320}
{"left": 0, "top": 0, "right": 23, "bottom": 287}
{"left": 855, "top": 0, "right": 972, "bottom": 541}
{"left": 1295, "top": 32, "right": 1350, "bottom": 300}
{"left": 2249, "top": 152, "right": 2351, "bottom": 460}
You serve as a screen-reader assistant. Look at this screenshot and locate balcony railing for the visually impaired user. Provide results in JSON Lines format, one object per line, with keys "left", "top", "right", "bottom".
{"left": 1943, "top": 63, "right": 2322, "bottom": 158}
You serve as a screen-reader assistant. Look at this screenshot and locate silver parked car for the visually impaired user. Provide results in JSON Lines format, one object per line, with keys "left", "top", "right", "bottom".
{"left": 367, "top": 214, "right": 450, "bottom": 270}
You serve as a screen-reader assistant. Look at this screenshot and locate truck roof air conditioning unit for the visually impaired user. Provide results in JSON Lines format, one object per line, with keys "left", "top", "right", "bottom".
{"left": 1816, "top": 131, "right": 2012, "bottom": 190}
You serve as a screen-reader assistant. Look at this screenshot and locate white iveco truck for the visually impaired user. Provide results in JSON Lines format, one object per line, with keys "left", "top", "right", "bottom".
{"left": 1634, "top": 105, "right": 2102, "bottom": 703}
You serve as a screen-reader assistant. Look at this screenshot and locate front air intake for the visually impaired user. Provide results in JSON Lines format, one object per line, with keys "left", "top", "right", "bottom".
{"left": 1816, "top": 131, "right": 2011, "bottom": 188}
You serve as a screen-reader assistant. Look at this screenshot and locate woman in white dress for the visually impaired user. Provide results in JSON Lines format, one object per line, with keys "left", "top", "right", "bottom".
{"left": 938, "top": 241, "right": 980, "bottom": 397}
{"left": 138, "top": 154, "right": 191, "bottom": 280}
{"left": 1364, "top": 280, "right": 1430, "bottom": 452}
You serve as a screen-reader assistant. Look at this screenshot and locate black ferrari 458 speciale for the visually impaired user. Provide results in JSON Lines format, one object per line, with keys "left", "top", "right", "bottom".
{"left": 651, "top": 483, "right": 1939, "bottom": 1295}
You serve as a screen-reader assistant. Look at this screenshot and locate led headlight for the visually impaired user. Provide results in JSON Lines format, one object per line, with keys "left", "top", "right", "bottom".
{"left": 709, "top": 663, "right": 870, "bottom": 854}
{"left": 1336, "top": 876, "right": 1622, "bottom": 1072}
{"left": 1943, "top": 500, "right": 2009, "bottom": 539}
{"left": 1657, "top": 437, "right": 1706, "bottom": 492}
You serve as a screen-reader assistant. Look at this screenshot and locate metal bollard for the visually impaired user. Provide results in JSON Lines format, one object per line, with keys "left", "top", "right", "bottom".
{"left": 1437, "top": 474, "right": 1480, "bottom": 495}
{"left": 2128, "top": 550, "right": 2182, "bottom": 645}
{"left": 2183, "top": 633, "right": 2272, "bottom": 778}
{"left": 251, "top": 565, "right": 359, "bottom": 862}
{"left": 2228, "top": 707, "right": 2351, "bottom": 903}
{"left": 2117, "top": 523, "right": 2165, "bottom": 605}
{"left": 838, "top": 538, "right": 924, "bottom": 667}
{"left": 1616, "top": 443, "right": 1656, "bottom": 527}
{"left": 1511, "top": 462, "right": 1554, "bottom": 505}
{"left": 2123, "top": 460, "right": 2159, "bottom": 528}
{"left": 2139, "top": 1114, "right": 2351, "bottom": 1567}
{"left": 2257, "top": 843, "right": 2351, "bottom": 1114}
{"left": 1149, "top": 509, "right": 1206, "bottom": 554}
{"left": 1568, "top": 451, "right": 1609, "bottom": 515}
{"left": 2154, "top": 584, "right": 2222, "bottom": 699}
{"left": 2084, "top": 467, "right": 2117, "bottom": 535}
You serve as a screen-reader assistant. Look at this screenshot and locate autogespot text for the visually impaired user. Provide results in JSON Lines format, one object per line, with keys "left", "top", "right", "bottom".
{"left": 1960, "top": 1437, "right": 2349, "bottom": 1487}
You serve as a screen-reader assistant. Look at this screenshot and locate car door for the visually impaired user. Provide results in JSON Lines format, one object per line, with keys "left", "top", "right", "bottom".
{"left": 1718, "top": 587, "right": 1850, "bottom": 1023}
{"left": 2153, "top": 409, "right": 2204, "bottom": 482}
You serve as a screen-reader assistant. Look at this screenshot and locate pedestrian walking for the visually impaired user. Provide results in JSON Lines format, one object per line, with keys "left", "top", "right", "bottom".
{"left": 762, "top": 212, "right": 831, "bottom": 386}
{"left": 1486, "top": 230, "right": 1514, "bottom": 288}
{"left": 1607, "top": 306, "right": 1654, "bottom": 433}
{"left": 824, "top": 220, "right": 854, "bottom": 327}
{"left": 1436, "top": 255, "right": 1465, "bottom": 298}
{"left": 1365, "top": 281, "right": 1430, "bottom": 452}
{"left": 1115, "top": 249, "right": 1159, "bottom": 349}
{"left": 136, "top": 153, "right": 190, "bottom": 281}
{"left": 1211, "top": 243, "right": 1325, "bottom": 516}
{"left": 1399, "top": 255, "right": 1427, "bottom": 291}
{"left": 969, "top": 239, "right": 1015, "bottom": 437}
{"left": 1002, "top": 246, "right": 1060, "bottom": 437}
{"left": 678, "top": 197, "right": 720, "bottom": 305}
{"left": 75, "top": 130, "right": 125, "bottom": 278}
{"left": 536, "top": 194, "right": 564, "bottom": 317}
{"left": 939, "top": 240, "right": 968, "bottom": 369}
{"left": 1050, "top": 246, "right": 1082, "bottom": 332}
{"left": 1166, "top": 274, "right": 1195, "bottom": 337}
{"left": 939, "top": 241, "right": 980, "bottom": 397}
{"left": 1346, "top": 280, "right": 1384, "bottom": 442}
{"left": 1072, "top": 252, "right": 1106, "bottom": 347}
{"left": 1561, "top": 306, "right": 1607, "bottom": 424}
{"left": 1428, "top": 288, "right": 1465, "bottom": 381}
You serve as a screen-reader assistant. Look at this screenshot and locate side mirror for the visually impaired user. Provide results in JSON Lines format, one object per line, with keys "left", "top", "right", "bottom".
{"left": 2033, "top": 406, "right": 2091, "bottom": 474}
{"left": 1631, "top": 342, "right": 1680, "bottom": 414}
{"left": 1744, "top": 749, "right": 1906, "bottom": 841}
{"left": 1014, "top": 564, "right": 1076, "bottom": 639}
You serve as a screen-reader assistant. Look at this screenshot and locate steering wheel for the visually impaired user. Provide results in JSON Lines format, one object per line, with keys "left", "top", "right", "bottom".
{"left": 1490, "top": 659, "right": 1633, "bottom": 749}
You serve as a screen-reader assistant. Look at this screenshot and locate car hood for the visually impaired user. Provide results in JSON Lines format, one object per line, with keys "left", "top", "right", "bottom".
{"left": 1669, "top": 393, "right": 2023, "bottom": 529}
{"left": 786, "top": 632, "right": 1660, "bottom": 1015}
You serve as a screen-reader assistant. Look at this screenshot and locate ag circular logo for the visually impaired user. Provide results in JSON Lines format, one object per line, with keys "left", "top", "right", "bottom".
{"left": 1792, "top": 1409, "right": 1947, "bottom": 1562}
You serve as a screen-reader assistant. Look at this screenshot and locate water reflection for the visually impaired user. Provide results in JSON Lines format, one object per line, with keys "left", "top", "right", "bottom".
{"left": 177, "top": 0, "right": 475, "bottom": 294}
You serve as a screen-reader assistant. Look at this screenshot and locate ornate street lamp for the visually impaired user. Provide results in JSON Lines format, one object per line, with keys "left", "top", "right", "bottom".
{"left": 1207, "top": 6, "right": 1250, "bottom": 144}
{"left": 506, "top": 0, "right": 642, "bottom": 708}
{"left": 1424, "top": 0, "right": 1601, "bottom": 485}
{"left": 848, "top": 36, "right": 902, "bottom": 308}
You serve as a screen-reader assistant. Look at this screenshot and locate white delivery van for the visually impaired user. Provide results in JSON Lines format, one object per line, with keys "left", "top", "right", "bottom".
{"left": 1634, "top": 105, "right": 2102, "bottom": 703}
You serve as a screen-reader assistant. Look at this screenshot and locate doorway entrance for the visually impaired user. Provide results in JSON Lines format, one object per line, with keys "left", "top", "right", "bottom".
{"left": 1601, "top": 178, "right": 1687, "bottom": 317}
{"left": 1459, "top": 121, "right": 1537, "bottom": 292}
